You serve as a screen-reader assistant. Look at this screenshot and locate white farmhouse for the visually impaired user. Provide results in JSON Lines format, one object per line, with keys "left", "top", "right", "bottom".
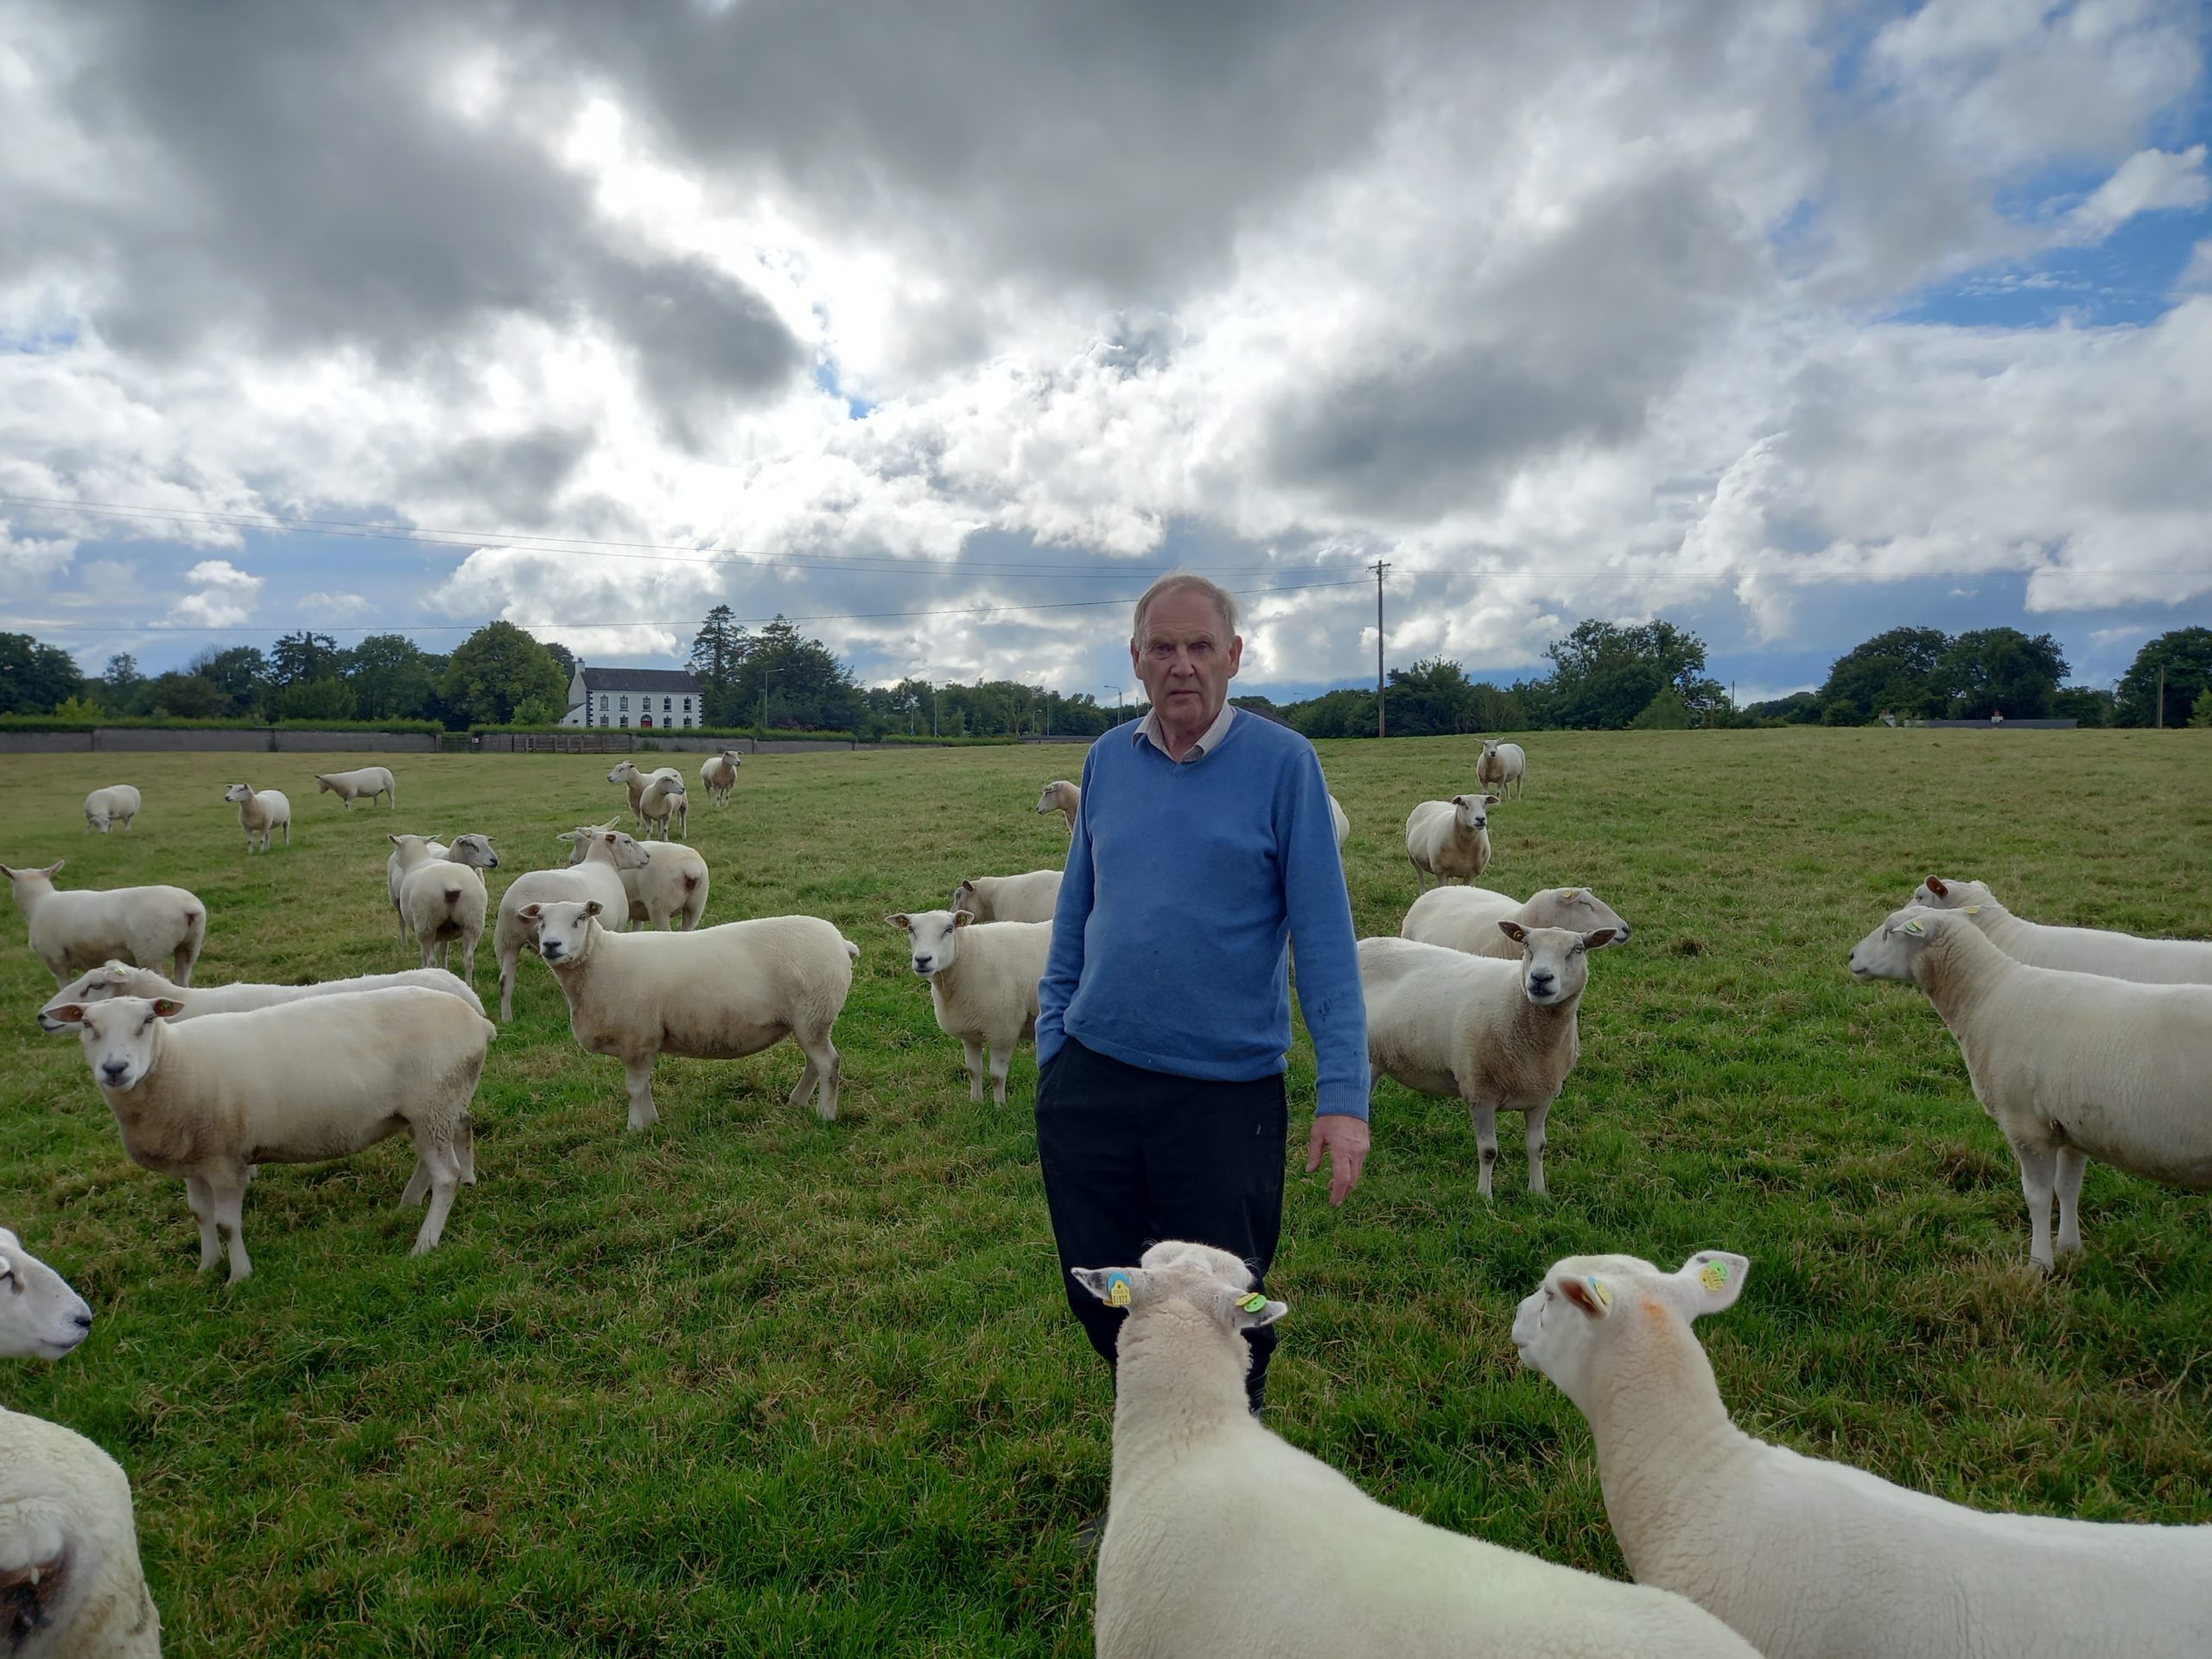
{"left": 563, "top": 664, "right": 708, "bottom": 730}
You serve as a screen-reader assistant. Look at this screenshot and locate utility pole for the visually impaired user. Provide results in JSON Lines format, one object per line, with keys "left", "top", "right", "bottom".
{"left": 2157, "top": 665, "right": 2165, "bottom": 728}
{"left": 1371, "top": 559, "right": 1390, "bottom": 740}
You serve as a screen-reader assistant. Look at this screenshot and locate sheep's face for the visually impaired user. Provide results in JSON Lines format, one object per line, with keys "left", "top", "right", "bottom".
{"left": 560, "top": 821, "right": 625, "bottom": 866}
{"left": 223, "top": 784, "right": 252, "bottom": 804}
{"left": 1523, "top": 887, "right": 1631, "bottom": 946}
{"left": 1513, "top": 1251, "right": 1749, "bottom": 1409}
{"left": 447, "top": 834, "right": 499, "bottom": 870}
{"left": 1910, "top": 874, "right": 1995, "bottom": 912}
{"left": 0, "top": 1227, "right": 95, "bottom": 1362}
{"left": 1036, "top": 784, "right": 1068, "bottom": 814}
{"left": 86, "top": 808, "right": 113, "bottom": 832}
{"left": 524, "top": 899, "right": 604, "bottom": 966}
{"left": 52, "top": 995, "right": 182, "bottom": 1092}
{"left": 1071, "top": 1239, "right": 1287, "bottom": 1331}
{"left": 1848, "top": 906, "right": 1957, "bottom": 982}
{"left": 887, "top": 909, "right": 970, "bottom": 976}
{"left": 606, "top": 762, "right": 638, "bottom": 785}
{"left": 38, "top": 962, "right": 140, "bottom": 1033}
{"left": 577, "top": 830, "right": 651, "bottom": 871}
{"left": 1450, "top": 793, "right": 1499, "bottom": 832}
{"left": 1498, "top": 922, "right": 1615, "bottom": 1007}
{"left": 950, "top": 880, "right": 980, "bottom": 915}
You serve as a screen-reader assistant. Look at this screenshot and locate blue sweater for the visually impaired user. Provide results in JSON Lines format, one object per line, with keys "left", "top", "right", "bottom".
{"left": 1036, "top": 710, "right": 1370, "bottom": 1117}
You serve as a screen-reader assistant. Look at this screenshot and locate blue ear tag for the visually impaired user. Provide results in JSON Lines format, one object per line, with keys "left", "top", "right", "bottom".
{"left": 1105, "top": 1271, "right": 1133, "bottom": 1308}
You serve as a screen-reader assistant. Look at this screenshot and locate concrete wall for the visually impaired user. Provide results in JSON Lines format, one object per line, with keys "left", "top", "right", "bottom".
{"left": 272, "top": 730, "right": 437, "bottom": 752}
{"left": 0, "top": 728, "right": 440, "bottom": 754}
{"left": 0, "top": 732, "right": 94, "bottom": 753}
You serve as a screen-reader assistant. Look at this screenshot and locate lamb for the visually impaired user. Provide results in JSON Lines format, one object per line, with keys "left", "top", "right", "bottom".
{"left": 1361, "top": 921, "right": 1619, "bottom": 1198}
{"left": 1327, "top": 792, "right": 1350, "bottom": 849}
{"left": 1403, "top": 793, "right": 1499, "bottom": 893}
{"left": 47, "top": 988, "right": 493, "bottom": 1282}
{"left": 563, "top": 818, "right": 709, "bottom": 931}
{"left": 519, "top": 898, "right": 856, "bottom": 1128}
{"left": 312, "top": 766, "right": 396, "bottom": 810}
{"left": 0, "top": 1408, "right": 164, "bottom": 1656}
{"left": 1848, "top": 904, "right": 2212, "bottom": 1268}
{"left": 385, "top": 833, "right": 449, "bottom": 941}
{"left": 81, "top": 785, "right": 141, "bottom": 835}
{"left": 1911, "top": 874, "right": 2212, "bottom": 985}
{"left": 699, "top": 748, "right": 743, "bottom": 805}
{"left": 493, "top": 829, "right": 649, "bottom": 1020}
{"left": 397, "top": 834, "right": 500, "bottom": 979}
{"left": 607, "top": 761, "right": 684, "bottom": 830}
{"left": 0, "top": 1228, "right": 93, "bottom": 1361}
{"left": 1514, "top": 1247, "right": 2212, "bottom": 1659}
{"left": 221, "top": 781, "right": 290, "bottom": 854}
{"left": 1402, "top": 885, "right": 1631, "bottom": 958}
{"left": 949, "top": 868, "right": 1063, "bottom": 925}
{"left": 885, "top": 909, "right": 1052, "bottom": 1106}
{"left": 638, "top": 773, "right": 689, "bottom": 842}
{"left": 1036, "top": 779, "right": 1080, "bottom": 832}
{"left": 2, "top": 861, "right": 205, "bottom": 987}
{"left": 40, "top": 960, "right": 485, "bottom": 1031}
{"left": 1074, "top": 1239, "right": 1764, "bottom": 1659}
{"left": 1476, "top": 738, "right": 1526, "bottom": 800}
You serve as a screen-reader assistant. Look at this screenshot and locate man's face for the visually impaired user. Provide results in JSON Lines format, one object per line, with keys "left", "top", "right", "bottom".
{"left": 1131, "top": 587, "right": 1242, "bottom": 728}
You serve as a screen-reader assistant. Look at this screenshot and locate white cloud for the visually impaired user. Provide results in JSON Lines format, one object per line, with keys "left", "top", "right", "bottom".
{"left": 2061, "top": 145, "right": 2210, "bottom": 244}
{"left": 168, "top": 558, "right": 263, "bottom": 626}
{"left": 301, "top": 590, "right": 372, "bottom": 617}
{"left": 2181, "top": 238, "right": 2212, "bottom": 292}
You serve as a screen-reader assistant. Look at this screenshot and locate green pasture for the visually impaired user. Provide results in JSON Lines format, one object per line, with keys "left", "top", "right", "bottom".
{"left": 3, "top": 729, "right": 2209, "bottom": 1656}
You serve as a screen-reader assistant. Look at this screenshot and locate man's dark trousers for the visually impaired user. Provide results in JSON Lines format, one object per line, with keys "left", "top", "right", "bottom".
{"left": 1036, "top": 1035, "right": 1289, "bottom": 1413}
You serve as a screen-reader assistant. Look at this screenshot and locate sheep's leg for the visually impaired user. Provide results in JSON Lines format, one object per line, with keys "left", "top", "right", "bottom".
{"left": 814, "top": 1046, "right": 842, "bottom": 1122}
{"left": 185, "top": 1175, "right": 220, "bottom": 1273}
{"left": 400, "top": 1156, "right": 432, "bottom": 1206}
{"left": 498, "top": 948, "right": 518, "bottom": 1021}
{"left": 785, "top": 1053, "right": 821, "bottom": 1111}
{"left": 174, "top": 943, "right": 194, "bottom": 985}
{"left": 282, "top": 821, "right": 290, "bottom": 845}
{"left": 988, "top": 1042, "right": 1013, "bottom": 1107}
{"left": 961, "top": 1036, "right": 986, "bottom": 1102}
{"left": 459, "top": 933, "right": 478, "bottom": 985}
{"left": 410, "top": 1138, "right": 463, "bottom": 1255}
{"left": 1469, "top": 1102, "right": 1500, "bottom": 1200}
{"left": 622, "top": 1052, "right": 660, "bottom": 1130}
{"left": 213, "top": 1179, "right": 252, "bottom": 1284}
{"left": 2012, "top": 1135, "right": 2057, "bottom": 1272}
{"left": 2054, "top": 1144, "right": 2088, "bottom": 1256}
{"left": 1524, "top": 1100, "right": 1550, "bottom": 1198}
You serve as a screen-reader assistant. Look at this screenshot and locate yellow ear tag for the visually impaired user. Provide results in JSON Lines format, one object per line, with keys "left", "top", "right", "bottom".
{"left": 1963, "top": 906, "right": 1981, "bottom": 916}
{"left": 1236, "top": 1292, "right": 1268, "bottom": 1314}
{"left": 1586, "top": 1276, "right": 1613, "bottom": 1307}
{"left": 1700, "top": 1261, "right": 1731, "bottom": 1292}
{"left": 1902, "top": 918, "right": 1925, "bottom": 936}
{"left": 1105, "top": 1271, "right": 1133, "bottom": 1308}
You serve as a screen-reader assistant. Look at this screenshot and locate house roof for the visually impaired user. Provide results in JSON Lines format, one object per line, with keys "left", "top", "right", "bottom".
{"left": 577, "top": 667, "right": 701, "bottom": 694}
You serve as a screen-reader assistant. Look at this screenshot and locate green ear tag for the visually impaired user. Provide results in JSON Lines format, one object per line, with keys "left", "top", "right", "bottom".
{"left": 1237, "top": 1292, "right": 1268, "bottom": 1314}
{"left": 1700, "top": 1261, "right": 1731, "bottom": 1291}
{"left": 1105, "top": 1271, "right": 1133, "bottom": 1308}
{"left": 1902, "top": 918, "right": 1925, "bottom": 936}
{"left": 1586, "top": 1276, "right": 1613, "bottom": 1308}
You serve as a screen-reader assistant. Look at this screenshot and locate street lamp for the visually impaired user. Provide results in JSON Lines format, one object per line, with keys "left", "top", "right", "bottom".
{"left": 933, "top": 685, "right": 941, "bottom": 738}
{"left": 759, "top": 666, "right": 785, "bottom": 731}
{"left": 1103, "top": 683, "right": 1124, "bottom": 724}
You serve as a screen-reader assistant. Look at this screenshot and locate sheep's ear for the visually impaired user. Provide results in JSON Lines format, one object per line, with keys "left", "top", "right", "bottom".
{"left": 1583, "top": 927, "right": 1619, "bottom": 950}
{"left": 150, "top": 998, "right": 185, "bottom": 1020}
{"left": 1226, "top": 1287, "right": 1287, "bottom": 1328}
{"left": 1072, "top": 1266, "right": 1142, "bottom": 1308}
{"left": 583, "top": 900, "right": 604, "bottom": 918}
{"left": 953, "top": 911, "right": 975, "bottom": 927}
{"left": 519, "top": 904, "right": 542, "bottom": 921}
{"left": 41, "top": 859, "right": 63, "bottom": 877}
{"left": 1924, "top": 875, "right": 1948, "bottom": 896}
{"left": 1498, "top": 920, "right": 1529, "bottom": 944}
{"left": 1484, "top": 793, "right": 1501, "bottom": 805}
{"left": 1560, "top": 1274, "right": 1614, "bottom": 1319}
{"left": 1674, "top": 1251, "right": 1750, "bottom": 1317}
{"left": 45, "top": 1002, "right": 86, "bottom": 1027}
{"left": 389, "top": 834, "right": 406, "bottom": 847}
{"left": 884, "top": 912, "right": 911, "bottom": 930}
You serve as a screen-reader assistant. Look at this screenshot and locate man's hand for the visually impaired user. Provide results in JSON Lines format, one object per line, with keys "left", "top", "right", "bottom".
{"left": 1306, "top": 1113, "right": 1370, "bottom": 1207}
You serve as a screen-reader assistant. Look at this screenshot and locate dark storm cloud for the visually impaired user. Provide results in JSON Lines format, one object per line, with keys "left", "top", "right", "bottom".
{"left": 401, "top": 426, "right": 594, "bottom": 526}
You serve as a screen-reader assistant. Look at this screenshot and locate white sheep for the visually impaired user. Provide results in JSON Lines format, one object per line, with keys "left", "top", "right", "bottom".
{"left": 1911, "top": 874, "right": 2212, "bottom": 985}
{"left": 40, "top": 960, "right": 485, "bottom": 1031}
{"left": 386, "top": 833, "right": 450, "bottom": 941}
{"left": 1361, "top": 921, "right": 1620, "bottom": 1198}
{"left": 397, "top": 834, "right": 500, "bottom": 979}
{"left": 1403, "top": 792, "right": 1499, "bottom": 893}
{"left": 0, "top": 1228, "right": 93, "bottom": 1360}
{"left": 699, "top": 748, "right": 743, "bottom": 805}
{"left": 222, "top": 781, "right": 291, "bottom": 854}
{"left": 1849, "top": 905, "right": 2212, "bottom": 1268}
{"left": 48, "top": 988, "right": 493, "bottom": 1282}
{"left": 493, "top": 829, "right": 649, "bottom": 1020}
{"left": 563, "top": 818, "right": 709, "bottom": 931}
{"left": 1327, "top": 792, "right": 1350, "bottom": 849}
{"left": 1401, "top": 886, "right": 1631, "bottom": 958}
{"left": 1514, "top": 1248, "right": 2212, "bottom": 1659}
{"left": 949, "top": 869, "right": 1063, "bottom": 925}
{"left": 1036, "top": 779, "right": 1080, "bottom": 832}
{"left": 520, "top": 898, "right": 856, "bottom": 1128}
{"left": 0, "top": 1407, "right": 163, "bottom": 1656}
{"left": 607, "top": 761, "right": 683, "bottom": 830}
{"left": 1476, "top": 738, "right": 1526, "bottom": 800}
{"left": 638, "top": 772, "right": 689, "bottom": 841}
{"left": 2, "top": 861, "right": 206, "bottom": 987}
{"left": 1075, "top": 1239, "right": 1764, "bottom": 1659}
{"left": 81, "top": 785, "right": 141, "bottom": 835}
{"left": 885, "top": 909, "right": 1052, "bottom": 1106}
{"left": 311, "top": 766, "right": 396, "bottom": 810}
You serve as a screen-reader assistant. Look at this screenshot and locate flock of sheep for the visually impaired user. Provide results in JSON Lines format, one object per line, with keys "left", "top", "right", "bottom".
{"left": 6, "top": 730, "right": 2212, "bottom": 1656}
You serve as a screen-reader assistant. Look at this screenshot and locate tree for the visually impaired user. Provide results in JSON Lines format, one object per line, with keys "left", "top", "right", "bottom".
{"left": 1628, "top": 687, "right": 1694, "bottom": 728}
{"left": 1385, "top": 658, "right": 1480, "bottom": 736}
{"left": 188, "top": 645, "right": 272, "bottom": 719}
{"left": 1934, "top": 628, "right": 2069, "bottom": 719}
{"left": 0, "top": 633, "right": 84, "bottom": 715}
{"left": 143, "top": 670, "right": 229, "bottom": 719}
{"left": 689, "top": 605, "right": 751, "bottom": 723}
{"left": 276, "top": 677, "right": 359, "bottom": 721}
{"left": 342, "top": 634, "right": 443, "bottom": 721}
{"left": 1286, "top": 687, "right": 1377, "bottom": 740}
{"left": 1745, "top": 690, "right": 1821, "bottom": 724}
{"left": 100, "top": 652, "right": 148, "bottom": 716}
{"left": 2116, "top": 627, "right": 2212, "bottom": 728}
{"left": 729, "top": 615, "right": 861, "bottom": 731}
{"left": 1816, "top": 626, "right": 1950, "bottom": 724}
{"left": 2051, "top": 685, "right": 2115, "bottom": 728}
{"left": 1543, "top": 619, "right": 1718, "bottom": 729}
{"left": 270, "top": 630, "right": 342, "bottom": 690}
{"left": 438, "top": 621, "right": 567, "bottom": 728}
{"left": 542, "top": 641, "right": 579, "bottom": 690}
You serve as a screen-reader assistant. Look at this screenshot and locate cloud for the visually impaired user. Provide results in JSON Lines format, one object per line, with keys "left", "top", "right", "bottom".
{"left": 2061, "top": 145, "right": 2211, "bottom": 244}
{"left": 302, "top": 590, "right": 372, "bottom": 618}
{"left": 168, "top": 558, "right": 264, "bottom": 626}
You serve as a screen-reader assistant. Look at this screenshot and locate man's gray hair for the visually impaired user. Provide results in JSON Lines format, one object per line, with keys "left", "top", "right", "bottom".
{"left": 1132, "top": 572, "right": 1240, "bottom": 642}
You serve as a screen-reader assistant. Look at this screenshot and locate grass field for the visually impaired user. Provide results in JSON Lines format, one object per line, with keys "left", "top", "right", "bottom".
{"left": 3, "top": 729, "right": 2210, "bottom": 1657}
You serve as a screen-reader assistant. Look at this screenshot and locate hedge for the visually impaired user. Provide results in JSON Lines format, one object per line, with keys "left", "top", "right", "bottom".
{"left": 0, "top": 715, "right": 446, "bottom": 735}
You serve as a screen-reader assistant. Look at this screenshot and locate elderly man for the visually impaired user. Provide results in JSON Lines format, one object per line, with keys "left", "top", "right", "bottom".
{"left": 1035, "top": 571, "right": 1369, "bottom": 1414}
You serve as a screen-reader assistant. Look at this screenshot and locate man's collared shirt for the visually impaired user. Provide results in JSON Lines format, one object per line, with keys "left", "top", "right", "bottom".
{"left": 1134, "top": 698, "right": 1237, "bottom": 762}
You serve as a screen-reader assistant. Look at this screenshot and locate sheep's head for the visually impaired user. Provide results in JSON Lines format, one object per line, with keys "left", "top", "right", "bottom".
{"left": 1910, "top": 874, "right": 1998, "bottom": 912}
{"left": 1847, "top": 904, "right": 1963, "bottom": 982}
{"left": 47, "top": 995, "right": 185, "bottom": 1091}
{"left": 886, "top": 908, "right": 971, "bottom": 976}
{"left": 1522, "top": 887, "right": 1631, "bottom": 945}
{"left": 86, "top": 807, "right": 113, "bottom": 831}
{"left": 950, "top": 880, "right": 980, "bottom": 914}
{"left": 1036, "top": 782, "right": 1072, "bottom": 814}
{"left": 721, "top": 750, "right": 743, "bottom": 766}
{"left": 0, "top": 1227, "right": 95, "bottom": 1362}
{"left": 447, "top": 834, "right": 499, "bottom": 870}
{"left": 1497, "top": 921, "right": 1615, "bottom": 1007}
{"left": 0, "top": 861, "right": 66, "bottom": 903}
{"left": 1450, "top": 792, "right": 1499, "bottom": 831}
{"left": 1479, "top": 739, "right": 1501, "bottom": 759}
{"left": 1072, "top": 1240, "right": 1287, "bottom": 1331}
{"left": 223, "top": 783, "right": 252, "bottom": 804}
{"left": 606, "top": 761, "right": 639, "bottom": 785}
{"left": 520, "top": 899, "right": 604, "bottom": 967}
{"left": 315, "top": 775, "right": 336, "bottom": 792}
{"left": 38, "top": 962, "right": 142, "bottom": 1033}
{"left": 1513, "top": 1250, "right": 1748, "bottom": 1413}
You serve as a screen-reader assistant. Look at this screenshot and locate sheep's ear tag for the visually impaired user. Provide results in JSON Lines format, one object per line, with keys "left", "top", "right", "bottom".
{"left": 1105, "top": 1271, "right": 1134, "bottom": 1308}
{"left": 1698, "top": 1261, "right": 1730, "bottom": 1293}
{"left": 1236, "top": 1292, "right": 1268, "bottom": 1314}
{"left": 1586, "top": 1276, "right": 1613, "bottom": 1308}
{"left": 1901, "top": 918, "right": 1925, "bottom": 936}
{"left": 1962, "top": 906, "right": 1981, "bottom": 916}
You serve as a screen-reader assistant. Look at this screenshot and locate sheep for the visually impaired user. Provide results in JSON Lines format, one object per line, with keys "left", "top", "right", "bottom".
{"left": 519, "top": 898, "right": 856, "bottom": 1128}
{"left": 81, "top": 785, "right": 140, "bottom": 835}
{"left": 1360, "top": 921, "right": 1620, "bottom": 1198}
{"left": 1848, "top": 904, "right": 2212, "bottom": 1269}
{"left": 397, "top": 834, "right": 500, "bottom": 979}
{"left": 1402, "top": 886, "right": 1632, "bottom": 959}
{"left": 639, "top": 772, "right": 689, "bottom": 842}
{"left": 700, "top": 748, "right": 743, "bottom": 805}
{"left": 563, "top": 818, "right": 709, "bottom": 931}
{"left": 222, "top": 781, "right": 290, "bottom": 854}
{"left": 40, "top": 960, "right": 485, "bottom": 1031}
{"left": 1513, "top": 1247, "right": 2212, "bottom": 1659}
{"left": 1403, "top": 792, "right": 1500, "bottom": 893}
{"left": 1037, "top": 779, "right": 1080, "bottom": 832}
{"left": 0, "top": 1407, "right": 164, "bottom": 1656}
{"left": 607, "top": 760, "right": 683, "bottom": 830}
{"left": 949, "top": 868, "right": 1063, "bottom": 925}
{"left": 1, "top": 861, "right": 205, "bottom": 987}
{"left": 1327, "top": 792, "right": 1350, "bottom": 849}
{"left": 493, "top": 829, "right": 649, "bottom": 1020}
{"left": 312, "top": 765, "right": 396, "bottom": 810}
{"left": 0, "top": 1228, "right": 93, "bottom": 1361}
{"left": 1476, "top": 738, "right": 1526, "bottom": 800}
{"left": 885, "top": 909, "right": 1052, "bottom": 1106}
{"left": 1911, "top": 874, "right": 2212, "bottom": 985}
{"left": 47, "top": 988, "right": 493, "bottom": 1282}
{"left": 1073, "top": 1239, "right": 1764, "bottom": 1659}
{"left": 386, "top": 833, "right": 449, "bottom": 941}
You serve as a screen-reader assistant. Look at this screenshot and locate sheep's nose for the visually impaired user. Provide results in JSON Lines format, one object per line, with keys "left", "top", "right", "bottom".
{"left": 1614, "top": 925, "right": 1631, "bottom": 944}
{"left": 912, "top": 957, "right": 932, "bottom": 973}
{"left": 72, "top": 1309, "right": 92, "bottom": 1331}
{"left": 1527, "top": 971, "right": 1556, "bottom": 993}
{"left": 101, "top": 1059, "right": 128, "bottom": 1081}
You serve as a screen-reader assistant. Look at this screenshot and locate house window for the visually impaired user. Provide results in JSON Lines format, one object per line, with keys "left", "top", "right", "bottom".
{"left": 682, "top": 717, "right": 692, "bottom": 728}
{"left": 620, "top": 715, "right": 630, "bottom": 728}
{"left": 663, "top": 697, "right": 672, "bottom": 712}
{"left": 683, "top": 696, "right": 692, "bottom": 711}
{"left": 598, "top": 695, "right": 608, "bottom": 710}
{"left": 620, "top": 696, "right": 628, "bottom": 712}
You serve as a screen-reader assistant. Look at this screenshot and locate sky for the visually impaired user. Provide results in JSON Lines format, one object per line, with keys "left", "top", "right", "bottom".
{"left": 3, "top": 0, "right": 2210, "bottom": 710}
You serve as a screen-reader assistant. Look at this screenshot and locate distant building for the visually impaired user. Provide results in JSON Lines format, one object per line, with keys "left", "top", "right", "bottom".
{"left": 563, "top": 664, "right": 706, "bottom": 729}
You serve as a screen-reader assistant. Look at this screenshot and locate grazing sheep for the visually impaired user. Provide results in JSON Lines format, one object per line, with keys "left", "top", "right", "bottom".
{"left": 397, "top": 834, "right": 500, "bottom": 979}
{"left": 563, "top": 819, "right": 709, "bottom": 931}
{"left": 1911, "top": 874, "right": 2212, "bottom": 985}
{"left": 886, "top": 909, "right": 1052, "bottom": 1106}
{"left": 40, "top": 960, "right": 484, "bottom": 1032}
{"left": 638, "top": 773, "right": 689, "bottom": 841}
{"left": 699, "top": 748, "right": 743, "bottom": 805}
{"left": 385, "top": 833, "right": 449, "bottom": 941}
{"left": 0, "top": 1228, "right": 93, "bottom": 1360}
{"left": 493, "top": 830, "right": 649, "bottom": 1020}
{"left": 949, "top": 869, "right": 1063, "bottom": 925}
{"left": 0, "top": 1407, "right": 164, "bottom": 1657}
{"left": 1848, "top": 905, "right": 2212, "bottom": 1269}
{"left": 1403, "top": 793, "right": 1499, "bottom": 893}
{"left": 81, "top": 785, "right": 141, "bottom": 836}
{"left": 607, "top": 761, "right": 683, "bottom": 830}
{"left": 221, "top": 781, "right": 290, "bottom": 854}
{"left": 521, "top": 899, "right": 856, "bottom": 1128}
{"left": 1076, "top": 1240, "right": 1764, "bottom": 1659}
{"left": 1037, "top": 779, "right": 1080, "bottom": 832}
{"left": 1361, "top": 921, "right": 1620, "bottom": 1198}
{"left": 311, "top": 766, "right": 396, "bottom": 810}
{"left": 1402, "top": 886, "right": 1631, "bottom": 958}
{"left": 1327, "top": 793, "right": 1350, "bottom": 849}
{"left": 1, "top": 861, "right": 205, "bottom": 987}
{"left": 1476, "top": 739, "right": 1526, "bottom": 800}
{"left": 48, "top": 988, "right": 493, "bottom": 1282}
{"left": 1515, "top": 1248, "right": 2212, "bottom": 1659}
